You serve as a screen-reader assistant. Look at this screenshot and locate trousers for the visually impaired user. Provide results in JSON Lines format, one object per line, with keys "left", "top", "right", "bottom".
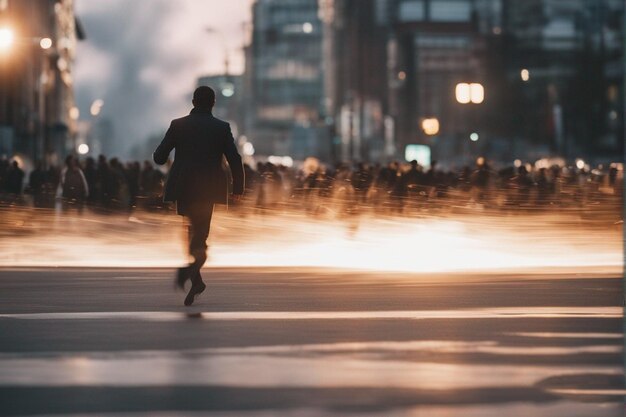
{"left": 180, "top": 202, "right": 215, "bottom": 272}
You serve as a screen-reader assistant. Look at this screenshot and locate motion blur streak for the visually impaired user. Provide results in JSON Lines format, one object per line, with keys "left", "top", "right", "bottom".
{"left": 0, "top": 207, "right": 620, "bottom": 273}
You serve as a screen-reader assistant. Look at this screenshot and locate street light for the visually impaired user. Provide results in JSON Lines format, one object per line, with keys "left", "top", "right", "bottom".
{"left": 421, "top": 118, "right": 440, "bottom": 136}
{"left": 90, "top": 99, "right": 103, "bottom": 116}
{"left": 0, "top": 27, "right": 14, "bottom": 51}
{"left": 221, "top": 82, "right": 235, "bottom": 97}
{"left": 69, "top": 106, "right": 79, "bottom": 120}
{"left": 455, "top": 83, "right": 471, "bottom": 104}
{"left": 0, "top": 29, "right": 51, "bottom": 52}
{"left": 77, "top": 143, "right": 89, "bottom": 155}
{"left": 520, "top": 69, "right": 530, "bottom": 82}
{"left": 469, "top": 83, "right": 484, "bottom": 104}
{"left": 39, "top": 37, "right": 52, "bottom": 50}
{"left": 455, "top": 83, "right": 484, "bottom": 104}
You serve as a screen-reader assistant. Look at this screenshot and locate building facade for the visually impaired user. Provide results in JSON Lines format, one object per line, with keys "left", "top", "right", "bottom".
{"left": 244, "top": 0, "right": 623, "bottom": 164}
{"left": 248, "top": 0, "right": 327, "bottom": 159}
{"left": 323, "top": 0, "right": 390, "bottom": 162}
{"left": 0, "top": 0, "right": 84, "bottom": 166}
{"left": 501, "top": 0, "right": 624, "bottom": 159}
{"left": 379, "top": 0, "right": 491, "bottom": 165}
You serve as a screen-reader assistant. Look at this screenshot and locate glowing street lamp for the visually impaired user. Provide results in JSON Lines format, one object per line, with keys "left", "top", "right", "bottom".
{"left": 469, "top": 83, "right": 484, "bottom": 104}
{"left": 39, "top": 37, "right": 52, "bottom": 50}
{"left": 0, "top": 27, "right": 14, "bottom": 51}
{"left": 455, "top": 83, "right": 484, "bottom": 104}
{"left": 221, "top": 82, "right": 235, "bottom": 97}
{"left": 421, "top": 118, "right": 440, "bottom": 136}
{"left": 69, "top": 106, "right": 80, "bottom": 120}
{"left": 90, "top": 99, "right": 104, "bottom": 116}
{"left": 77, "top": 143, "right": 89, "bottom": 155}
{"left": 520, "top": 69, "right": 530, "bottom": 82}
{"left": 455, "top": 83, "right": 471, "bottom": 104}
{"left": 576, "top": 159, "right": 585, "bottom": 170}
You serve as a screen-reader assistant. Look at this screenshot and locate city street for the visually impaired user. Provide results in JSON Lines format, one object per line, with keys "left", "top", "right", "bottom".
{"left": 0, "top": 0, "right": 623, "bottom": 415}
{"left": 0, "top": 267, "right": 622, "bottom": 416}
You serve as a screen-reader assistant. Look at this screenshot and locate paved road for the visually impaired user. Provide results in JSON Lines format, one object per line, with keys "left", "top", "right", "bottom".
{"left": 0, "top": 268, "right": 623, "bottom": 416}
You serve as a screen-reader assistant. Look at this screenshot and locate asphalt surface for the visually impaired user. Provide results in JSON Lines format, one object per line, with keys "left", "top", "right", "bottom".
{"left": 0, "top": 267, "right": 623, "bottom": 416}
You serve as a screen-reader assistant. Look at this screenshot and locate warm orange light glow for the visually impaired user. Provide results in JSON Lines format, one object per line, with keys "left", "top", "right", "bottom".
{"left": 469, "top": 83, "right": 484, "bottom": 104}
{"left": 455, "top": 83, "right": 470, "bottom": 104}
{"left": 521, "top": 69, "right": 530, "bottom": 82}
{"left": 421, "top": 118, "right": 440, "bottom": 136}
{"left": 40, "top": 37, "right": 52, "bottom": 50}
{"left": 0, "top": 208, "right": 620, "bottom": 274}
{"left": 0, "top": 27, "right": 14, "bottom": 51}
{"left": 69, "top": 106, "right": 80, "bottom": 120}
{"left": 456, "top": 83, "right": 484, "bottom": 104}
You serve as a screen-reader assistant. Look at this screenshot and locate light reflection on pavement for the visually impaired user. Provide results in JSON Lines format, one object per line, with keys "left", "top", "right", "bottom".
{"left": 0, "top": 207, "right": 621, "bottom": 273}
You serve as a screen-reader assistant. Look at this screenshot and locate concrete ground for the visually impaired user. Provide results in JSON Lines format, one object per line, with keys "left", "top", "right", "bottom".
{"left": 0, "top": 267, "right": 623, "bottom": 416}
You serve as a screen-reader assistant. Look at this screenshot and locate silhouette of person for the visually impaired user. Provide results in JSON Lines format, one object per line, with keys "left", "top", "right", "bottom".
{"left": 29, "top": 161, "right": 47, "bottom": 207}
{"left": 61, "top": 155, "right": 89, "bottom": 211}
{"left": 154, "top": 86, "right": 244, "bottom": 306}
{"left": 6, "top": 160, "right": 24, "bottom": 195}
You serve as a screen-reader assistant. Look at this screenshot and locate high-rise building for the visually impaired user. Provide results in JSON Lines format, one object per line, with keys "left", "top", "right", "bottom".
{"left": 0, "top": 0, "right": 85, "bottom": 166}
{"left": 502, "top": 0, "right": 623, "bottom": 157}
{"left": 324, "top": 0, "right": 390, "bottom": 162}
{"left": 248, "top": 0, "right": 327, "bottom": 159}
{"left": 245, "top": 0, "right": 622, "bottom": 163}
{"left": 386, "top": 0, "right": 490, "bottom": 164}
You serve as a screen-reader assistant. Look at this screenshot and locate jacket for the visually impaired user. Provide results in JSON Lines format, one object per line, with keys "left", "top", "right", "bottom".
{"left": 153, "top": 108, "right": 244, "bottom": 205}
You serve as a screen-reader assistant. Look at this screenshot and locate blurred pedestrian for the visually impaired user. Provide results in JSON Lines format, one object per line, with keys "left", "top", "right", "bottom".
{"left": 6, "top": 160, "right": 25, "bottom": 196}
{"left": 83, "top": 157, "right": 98, "bottom": 205}
{"left": 29, "top": 161, "right": 47, "bottom": 207}
{"left": 60, "top": 155, "right": 89, "bottom": 211}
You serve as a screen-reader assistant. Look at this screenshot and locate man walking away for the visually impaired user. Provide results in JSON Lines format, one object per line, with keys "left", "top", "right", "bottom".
{"left": 154, "top": 86, "right": 244, "bottom": 306}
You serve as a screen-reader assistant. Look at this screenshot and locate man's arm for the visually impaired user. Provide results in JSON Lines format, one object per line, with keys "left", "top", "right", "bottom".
{"left": 223, "top": 123, "right": 245, "bottom": 195}
{"left": 153, "top": 122, "right": 176, "bottom": 165}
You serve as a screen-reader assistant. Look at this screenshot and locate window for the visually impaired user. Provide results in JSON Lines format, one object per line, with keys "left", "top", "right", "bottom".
{"left": 430, "top": 0, "right": 472, "bottom": 22}
{"left": 398, "top": 0, "right": 425, "bottom": 22}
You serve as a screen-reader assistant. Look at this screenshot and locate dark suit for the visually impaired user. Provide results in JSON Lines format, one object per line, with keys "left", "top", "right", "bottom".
{"left": 154, "top": 107, "right": 244, "bottom": 269}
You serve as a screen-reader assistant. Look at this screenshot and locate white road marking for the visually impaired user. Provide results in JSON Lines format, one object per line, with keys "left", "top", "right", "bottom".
{"left": 0, "top": 307, "right": 621, "bottom": 321}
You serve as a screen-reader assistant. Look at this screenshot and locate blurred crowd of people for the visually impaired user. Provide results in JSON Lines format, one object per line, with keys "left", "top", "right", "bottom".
{"left": 0, "top": 154, "right": 622, "bottom": 217}
{"left": 247, "top": 158, "right": 622, "bottom": 217}
{"left": 0, "top": 155, "right": 164, "bottom": 211}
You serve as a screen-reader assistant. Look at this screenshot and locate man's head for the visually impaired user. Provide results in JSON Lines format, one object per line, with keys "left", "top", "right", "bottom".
{"left": 193, "top": 86, "right": 216, "bottom": 109}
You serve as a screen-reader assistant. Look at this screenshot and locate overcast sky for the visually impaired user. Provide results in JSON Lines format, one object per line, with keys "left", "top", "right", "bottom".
{"left": 74, "top": 0, "right": 253, "bottom": 156}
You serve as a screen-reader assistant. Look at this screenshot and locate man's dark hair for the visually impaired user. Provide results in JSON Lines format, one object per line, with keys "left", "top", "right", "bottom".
{"left": 193, "top": 86, "right": 216, "bottom": 109}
